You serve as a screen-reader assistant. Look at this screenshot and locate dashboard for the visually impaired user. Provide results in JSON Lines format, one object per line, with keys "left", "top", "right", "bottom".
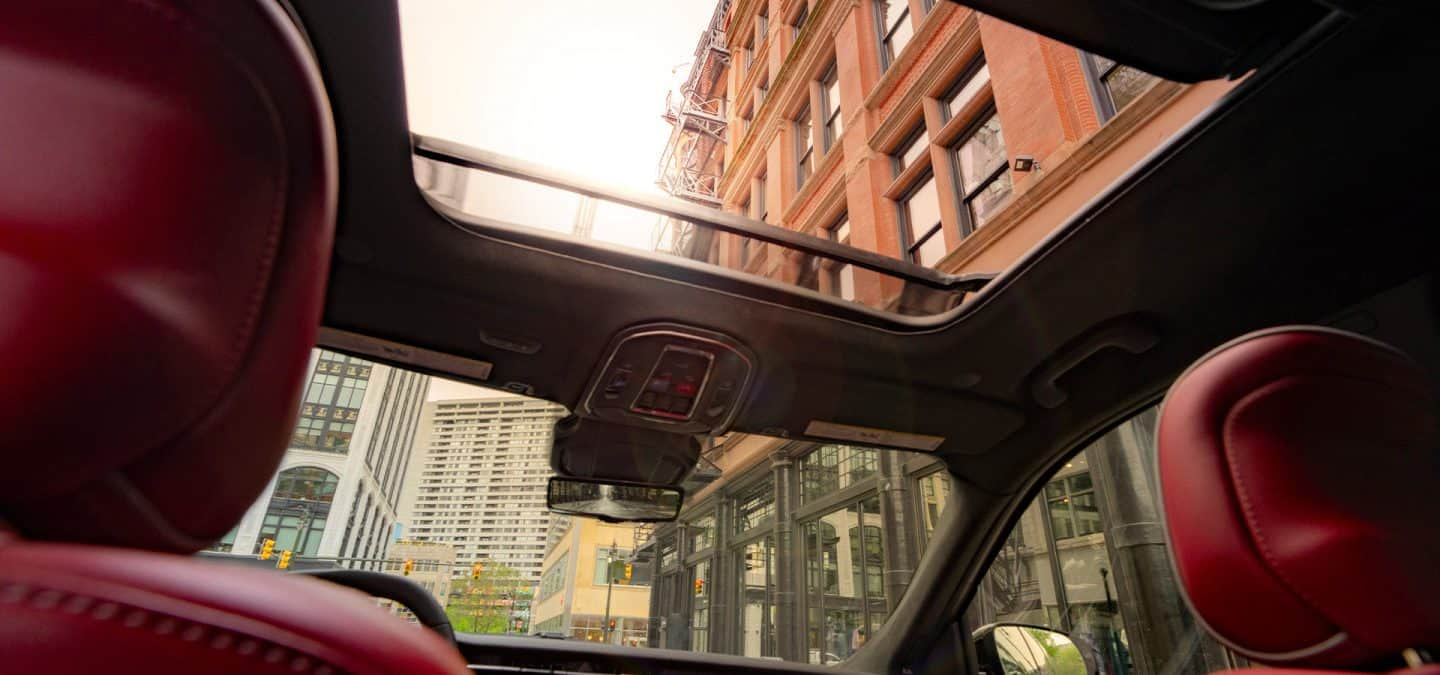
{"left": 457, "top": 634, "right": 865, "bottom": 675}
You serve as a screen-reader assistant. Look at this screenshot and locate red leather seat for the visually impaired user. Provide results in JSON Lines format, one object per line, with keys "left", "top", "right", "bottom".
{"left": 1157, "top": 327, "right": 1440, "bottom": 675}
{"left": 0, "top": 1, "right": 464, "bottom": 672}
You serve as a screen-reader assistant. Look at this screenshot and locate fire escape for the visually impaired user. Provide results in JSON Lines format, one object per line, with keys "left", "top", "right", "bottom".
{"left": 654, "top": 0, "right": 731, "bottom": 261}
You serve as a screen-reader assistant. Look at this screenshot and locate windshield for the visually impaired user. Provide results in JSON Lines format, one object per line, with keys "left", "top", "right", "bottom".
{"left": 204, "top": 353, "right": 939, "bottom": 661}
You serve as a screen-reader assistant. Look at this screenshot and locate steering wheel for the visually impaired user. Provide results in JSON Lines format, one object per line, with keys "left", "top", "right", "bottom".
{"left": 295, "top": 569, "right": 456, "bottom": 643}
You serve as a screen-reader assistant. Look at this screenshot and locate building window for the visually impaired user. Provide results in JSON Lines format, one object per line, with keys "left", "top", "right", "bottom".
{"left": 875, "top": 0, "right": 913, "bottom": 71}
{"left": 691, "top": 559, "right": 711, "bottom": 651}
{"left": 791, "top": 2, "right": 809, "bottom": 41}
{"left": 756, "top": 69, "right": 770, "bottom": 107}
{"left": 735, "top": 477, "right": 776, "bottom": 533}
{"left": 1045, "top": 472, "right": 1101, "bottom": 540}
{"left": 892, "top": 127, "right": 929, "bottom": 177}
{"left": 821, "top": 63, "right": 843, "bottom": 152}
{"left": 253, "top": 466, "right": 339, "bottom": 557}
{"left": 899, "top": 173, "right": 944, "bottom": 266}
{"left": 593, "top": 546, "right": 649, "bottom": 586}
{"left": 659, "top": 537, "right": 679, "bottom": 570}
{"left": 795, "top": 105, "right": 814, "bottom": 188}
{"left": 800, "top": 445, "right": 878, "bottom": 502}
{"left": 1085, "top": 52, "right": 1160, "bottom": 121}
{"left": 950, "top": 109, "right": 1012, "bottom": 232}
{"left": 755, "top": 5, "right": 768, "bottom": 48}
{"left": 689, "top": 515, "right": 716, "bottom": 552}
{"left": 916, "top": 469, "right": 952, "bottom": 548}
{"left": 538, "top": 552, "right": 568, "bottom": 599}
{"left": 754, "top": 173, "right": 769, "bottom": 222}
{"left": 738, "top": 536, "right": 777, "bottom": 657}
{"left": 803, "top": 495, "right": 886, "bottom": 664}
{"left": 293, "top": 350, "right": 373, "bottom": 453}
{"left": 942, "top": 61, "right": 990, "bottom": 123}
{"left": 823, "top": 217, "right": 856, "bottom": 301}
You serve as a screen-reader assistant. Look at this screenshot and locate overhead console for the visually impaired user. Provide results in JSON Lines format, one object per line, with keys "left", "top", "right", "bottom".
{"left": 581, "top": 323, "right": 755, "bottom": 435}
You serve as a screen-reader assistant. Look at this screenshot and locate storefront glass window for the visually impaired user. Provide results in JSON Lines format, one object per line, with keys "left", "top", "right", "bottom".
{"left": 799, "top": 445, "right": 878, "bottom": 502}
{"left": 691, "top": 560, "right": 711, "bottom": 652}
{"left": 689, "top": 515, "right": 715, "bottom": 552}
{"left": 803, "top": 495, "right": 884, "bottom": 664}
{"left": 735, "top": 477, "right": 775, "bottom": 533}
{"left": 737, "top": 536, "right": 776, "bottom": 657}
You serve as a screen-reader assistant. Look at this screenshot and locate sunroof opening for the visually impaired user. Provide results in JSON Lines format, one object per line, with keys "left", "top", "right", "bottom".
{"left": 398, "top": 2, "right": 1226, "bottom": 319}
{"left": 412, "top": 141, "right": 983, "bottom": 317}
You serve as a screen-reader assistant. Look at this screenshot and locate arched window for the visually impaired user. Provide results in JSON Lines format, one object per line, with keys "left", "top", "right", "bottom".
{"left": 253, "top": 466, "right": 339, "bottom": 557}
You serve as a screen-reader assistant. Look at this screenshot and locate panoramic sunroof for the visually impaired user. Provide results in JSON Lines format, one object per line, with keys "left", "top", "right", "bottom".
{"left": 397, "top": 0, "right": 1214, "bottom": 320}
{"left": 397, "top": 1, "right": 983, "bottom": 318}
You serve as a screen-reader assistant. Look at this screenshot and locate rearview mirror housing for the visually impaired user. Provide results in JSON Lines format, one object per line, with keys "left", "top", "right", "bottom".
{"left": 546, "top": 477, "right": 684, "bottom": 523}
{"left": 550, "top": 415, "right": 699, "bottom": 485}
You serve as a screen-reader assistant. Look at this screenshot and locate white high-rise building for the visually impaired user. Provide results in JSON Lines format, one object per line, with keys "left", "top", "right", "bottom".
{"left": 217, "top": 349, "right": 431, "bottom": 562}
{"left": 399, "top": 396, "right": 567, "bottom": 583}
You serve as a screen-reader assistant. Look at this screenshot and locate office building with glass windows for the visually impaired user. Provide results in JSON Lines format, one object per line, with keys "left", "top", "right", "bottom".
{"left": 397, "top": 396, "right": 568, "bottom": 584}
{"left": 213, "top": 349, "right": 432, "bottom": 564}
{"left": 645, "top": 0, "right": 1247, "bottom": 669}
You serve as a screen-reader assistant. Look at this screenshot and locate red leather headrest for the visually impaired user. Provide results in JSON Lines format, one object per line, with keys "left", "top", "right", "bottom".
{"left": 0, "top": 1, "right": 335, "bottom": 552}
{"left": 1158, "top": 327, "right": 1440, "bottom": 669}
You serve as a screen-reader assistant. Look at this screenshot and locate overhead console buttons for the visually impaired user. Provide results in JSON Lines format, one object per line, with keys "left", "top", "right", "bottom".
{"left": 582, "top": 324, "right": 756, "bottom": 435}
{"left": 631, "top": 346, "right": 712, "bottom": 421}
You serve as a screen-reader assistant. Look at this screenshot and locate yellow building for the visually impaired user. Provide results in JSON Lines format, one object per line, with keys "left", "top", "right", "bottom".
{"left": 531, "top": 518, "right": 652, "bottom": 645}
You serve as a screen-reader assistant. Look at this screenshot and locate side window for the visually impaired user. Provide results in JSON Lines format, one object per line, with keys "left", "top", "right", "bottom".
{"left": 965, "top": 407, "right": 1246, "bottom": 675}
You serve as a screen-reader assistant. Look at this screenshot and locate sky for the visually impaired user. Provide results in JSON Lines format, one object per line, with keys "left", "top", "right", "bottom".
{"left": 399, "top": 0, "right": 716, "bottom": 190}
{"left": 399, "top": 0, "right": 717, "bottom": 401}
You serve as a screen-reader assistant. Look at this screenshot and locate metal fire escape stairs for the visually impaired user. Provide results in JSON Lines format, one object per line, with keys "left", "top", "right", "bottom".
{"left": 654, "top": 0, "right": 732, "bottom": 261}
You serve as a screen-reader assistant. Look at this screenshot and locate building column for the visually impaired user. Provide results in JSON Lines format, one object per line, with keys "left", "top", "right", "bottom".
{"left": 673, "top": 523, "right": 693, "bottom": 649}
{"left": 770, "top": 448, "right": 802, "bottom": 661}
{"left": 878, "top": 451, "right": 917, "bottom": 612}
{"left": 1089, "top": 411, "right": 1232, "bottom": 675}
{"left": 710, "top": 495, "right": 734, "bottom": 653}
{"left": 645, "top": 529, "right": 664, "bottom": 647}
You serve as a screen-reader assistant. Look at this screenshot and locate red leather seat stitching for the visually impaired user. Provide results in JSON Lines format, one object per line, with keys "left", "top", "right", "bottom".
{"left": 1222, "top": 376, "right": 1349, "bottom": 653}
{"left": 0, "top": 579, "right": 345, "bottom": 673}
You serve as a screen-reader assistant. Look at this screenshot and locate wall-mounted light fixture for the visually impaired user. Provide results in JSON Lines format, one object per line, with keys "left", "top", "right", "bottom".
{"left": 1012, "top": 155, "right": 1037, "bottom": 172}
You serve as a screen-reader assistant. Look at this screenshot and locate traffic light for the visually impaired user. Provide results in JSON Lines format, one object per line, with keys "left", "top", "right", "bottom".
{"left": 623, "top": 563, "right": 632, "bottom": 580}
{"left": 694, "top": 579, "right": 704, "bottom": 596}
{"left": 259, "top": 538, "right": 275, "bottom": 560}
{"left": 471, "top": 562, "right": 482, "bottom": 580}
{"left": 277, "top": 550, "right": 293, "bottom": 569}
{"left": 608, "top": 619, "right": 616, "bottom": 631}
{"left": 403, "top": 559, "right": 414, "bottom": 576}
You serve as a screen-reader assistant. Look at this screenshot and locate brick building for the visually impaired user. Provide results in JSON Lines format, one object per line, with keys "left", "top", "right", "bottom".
{"left": 647, "top": 0, "right": 1244, "bottom": 668}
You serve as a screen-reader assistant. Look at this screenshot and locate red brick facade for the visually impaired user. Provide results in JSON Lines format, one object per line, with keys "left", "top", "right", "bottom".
{"left": 704, "top": 0, "right": 1235, "bottom": 310}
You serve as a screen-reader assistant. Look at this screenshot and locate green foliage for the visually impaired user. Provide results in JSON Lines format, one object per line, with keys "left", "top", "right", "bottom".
{"left": 447, "top": 561, "right": 530, "bottom": 635}
{"left": 1045, "top": 642, "right": 1086, "bottom": 675}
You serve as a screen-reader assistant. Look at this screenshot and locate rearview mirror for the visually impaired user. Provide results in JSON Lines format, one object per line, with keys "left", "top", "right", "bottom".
{"left": 546, "top": 477, "right": 683, "bottom": 523}
{"left": 973, "top": 623, "right": 1087, "bottom": 675}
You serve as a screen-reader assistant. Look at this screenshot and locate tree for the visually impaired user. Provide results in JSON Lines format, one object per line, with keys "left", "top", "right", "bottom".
{"left": 447, "top": 561, "right": 526, "bottom": 634}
